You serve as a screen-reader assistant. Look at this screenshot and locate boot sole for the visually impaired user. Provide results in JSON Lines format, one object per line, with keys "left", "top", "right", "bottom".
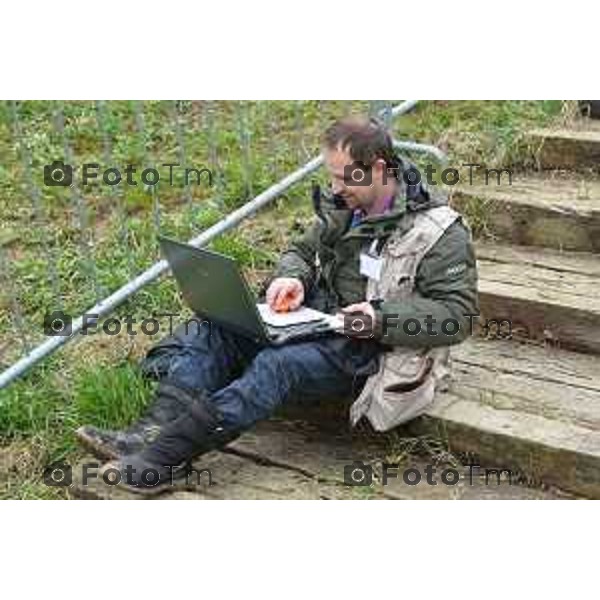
{"left": 99, "top": 461, "right": 188, "bottom": 497}
{"left": 75, "top": 427, "right": 121, "bottom": 461}
{"left": 116, "top": 482, "right": 173, "bottom": 497}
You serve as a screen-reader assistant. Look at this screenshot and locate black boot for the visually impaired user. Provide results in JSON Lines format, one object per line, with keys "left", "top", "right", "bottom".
{"left": 76, "top": 382, "right": 202, "bottom": 460}
{"left": 102, "top": 391, "right": 236, "bottom": 496}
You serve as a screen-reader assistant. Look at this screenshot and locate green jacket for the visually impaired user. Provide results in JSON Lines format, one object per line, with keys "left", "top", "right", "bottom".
{"left": 266, "top": 188, "right": 479, "bottom": 348}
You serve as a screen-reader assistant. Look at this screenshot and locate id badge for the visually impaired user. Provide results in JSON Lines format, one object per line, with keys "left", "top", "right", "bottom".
{"left": 360, "top": 252, "right": 383, "bottom": 281}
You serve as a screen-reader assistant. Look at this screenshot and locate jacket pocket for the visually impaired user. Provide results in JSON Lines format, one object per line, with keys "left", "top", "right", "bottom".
{"left": 383, "top": 355, "right": 434, "bottom": 393}
{"left": 364, "top": 352, "right": 437, "bottom": 431}
{"left": 378, "top": 248, "right": 421, "bottom": 300}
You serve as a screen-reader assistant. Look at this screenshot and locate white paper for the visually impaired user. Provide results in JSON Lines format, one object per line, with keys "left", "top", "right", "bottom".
{"left": 257, "top": 303, "right": 344, "bottom": 329}
{"left": 360, "top": 252, "right": 383, "bottom": 281}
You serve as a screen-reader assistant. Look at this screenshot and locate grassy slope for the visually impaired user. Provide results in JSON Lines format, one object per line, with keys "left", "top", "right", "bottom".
{"left": 0, "top": 100, "right": 564, "bottom": 498}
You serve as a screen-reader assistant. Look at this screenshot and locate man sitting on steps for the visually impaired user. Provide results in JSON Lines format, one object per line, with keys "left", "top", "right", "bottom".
{"left": 76, "top": 115, "right": 479, "bottom": 494}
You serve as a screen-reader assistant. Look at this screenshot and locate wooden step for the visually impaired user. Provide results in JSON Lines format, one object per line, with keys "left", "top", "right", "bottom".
{"left": 71, "top": 418, "right": 563, "bottom": 500}
{"left": 528, "top": 120, "right": 600, "bottom": 170}
{"left": 451, "top": 174, "right": 600, "bottom": 252}
{"left": 475, "top": 242, "right": 600, "bottom": 354}
{"left": 413, "top": 336, "right": 600, "bottom": 498}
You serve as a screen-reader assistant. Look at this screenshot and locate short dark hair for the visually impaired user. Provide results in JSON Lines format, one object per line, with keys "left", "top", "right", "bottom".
{"left": 322, "top": 116, "right": 398, "bottom": 170}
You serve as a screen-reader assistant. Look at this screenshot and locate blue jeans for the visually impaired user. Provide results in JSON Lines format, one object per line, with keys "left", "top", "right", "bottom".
{"left": 140, "top": 321, "right": 383, "bottom": 431}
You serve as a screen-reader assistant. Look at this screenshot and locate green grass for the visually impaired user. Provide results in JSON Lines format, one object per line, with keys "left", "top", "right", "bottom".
{"left": 0, "top": 100, "right": 564, "bottom": 498}
{"left": 0, "top": 361, "right": 155, "bottom": 498}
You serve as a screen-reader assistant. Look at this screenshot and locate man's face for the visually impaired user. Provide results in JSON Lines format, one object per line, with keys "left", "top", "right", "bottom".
{"left": 323, "top": 145, "right": 380, "bottom": 211}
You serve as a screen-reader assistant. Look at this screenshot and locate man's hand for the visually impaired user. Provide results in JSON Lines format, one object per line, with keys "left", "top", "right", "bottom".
{"left": 337, "top": 302, "right": 376, "bottom": 338}
{"left": 266, "top": 277, "right": 305, "bottom": 312}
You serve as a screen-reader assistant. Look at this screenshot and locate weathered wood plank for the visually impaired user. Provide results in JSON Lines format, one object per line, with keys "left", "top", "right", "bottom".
{"left": 417, "top": 396, "right": 600, "bottom": 498}
{"left": 451, "top": 175, "right": 600, "bottom": 252}
{"left": 528, "top": 123, "right": 600, "bottom": 171}
{"left": 412, "top": 337, "right": 600, "bottom": 497}
{"left": 451, "top": 338, "right": 600, "bottom": 429}
{"left": 475, "top": 242, "right": 600, "bottom": 354}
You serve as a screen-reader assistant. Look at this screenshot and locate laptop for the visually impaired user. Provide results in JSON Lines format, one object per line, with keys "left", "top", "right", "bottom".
{"left": 159, "top": 236, "right": 343, "bottom": 345}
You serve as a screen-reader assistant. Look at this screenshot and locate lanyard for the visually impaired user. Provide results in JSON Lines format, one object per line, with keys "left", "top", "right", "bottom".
{"left": 368, "top": 238, "right": 379, "bottom": 256}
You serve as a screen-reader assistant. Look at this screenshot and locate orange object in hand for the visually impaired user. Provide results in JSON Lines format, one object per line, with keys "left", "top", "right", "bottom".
{"left": 274, "top": 291, "right": 293, "bottom": 313}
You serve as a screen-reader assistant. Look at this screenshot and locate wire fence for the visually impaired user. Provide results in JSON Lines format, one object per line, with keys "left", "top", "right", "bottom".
{"left": 0, "top": 100, "right": 436, "bottom": 389}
